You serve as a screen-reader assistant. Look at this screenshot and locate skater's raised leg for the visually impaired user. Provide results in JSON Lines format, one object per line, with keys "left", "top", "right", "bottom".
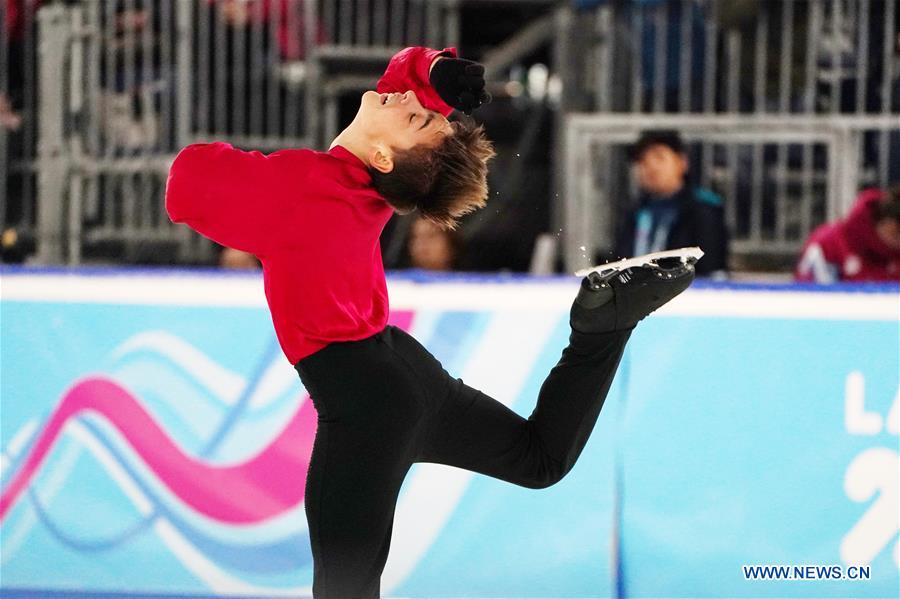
{"left": 416, "top": 258, "right": 696, "bottom": 487}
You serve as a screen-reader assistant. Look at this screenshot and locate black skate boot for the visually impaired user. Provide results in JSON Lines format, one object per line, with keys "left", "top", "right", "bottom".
{"left": 570, "top": 251, "right": 698, "bottom": 333}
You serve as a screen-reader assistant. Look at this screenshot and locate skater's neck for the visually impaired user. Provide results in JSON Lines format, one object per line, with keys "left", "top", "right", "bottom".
{"left": 329, "top": 124, "right": 373, "bottom": 167}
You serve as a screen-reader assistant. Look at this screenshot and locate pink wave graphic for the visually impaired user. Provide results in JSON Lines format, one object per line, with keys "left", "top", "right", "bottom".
{"left": 1, "top": 377, "right": 316, "bottom": 523}
{"left": 1, "top": 311, "right": 414, "bottom": 524}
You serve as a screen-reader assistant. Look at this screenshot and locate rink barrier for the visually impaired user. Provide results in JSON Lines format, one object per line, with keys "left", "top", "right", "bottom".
{"left": 1, "top": 270, "right": 897, "bottom": 598}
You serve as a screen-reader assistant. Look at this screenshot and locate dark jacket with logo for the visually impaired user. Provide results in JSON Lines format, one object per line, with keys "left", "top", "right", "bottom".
{"left": 615, "top": 185, "right": 729, "bottom": 277}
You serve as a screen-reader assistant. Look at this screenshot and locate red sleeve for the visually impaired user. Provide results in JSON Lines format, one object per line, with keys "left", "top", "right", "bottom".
{"left": 377, "top": 46, "right": 458, "bottom": 117}
{"left": 165, "top": 142, "right": 314, "bottom": 256}
{"left": 794, "top": 224, "right": 843, "bottom": 282}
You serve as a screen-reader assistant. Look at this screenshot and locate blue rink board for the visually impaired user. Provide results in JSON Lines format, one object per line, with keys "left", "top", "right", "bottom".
{"left": 618, "top": 317, "right": 898, "bottom": 598}
{"left": 1, "top": 271, "right": 897, "bottom": 598}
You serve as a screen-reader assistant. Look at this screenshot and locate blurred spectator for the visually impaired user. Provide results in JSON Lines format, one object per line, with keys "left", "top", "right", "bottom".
{"left": 1, "top": 227, "right": 34, "bottom": 263}
{"left": 219, "top": 246, "right": 260, "bottom": 269}
{"left": 407, "top": 216, "right": 462, "bottom": 271}
{"left": 795, "top": 186, "right": 900, "bottom": 283}
{"left": 213, "top": 0, "right": 321, "bottom": 61}
{"left": 0, "top": 92, "right": 22, "bottom": 131}
{"left": 199, "top": 0, "right": 323, "bottom": 136}
{"left": 4, "top": 0, "right": 36, "bottom": 257}
{"left": 4, "top": 0, "right": 34, "bottom": 117}
{"left": 99, "top": 0, "right": 165, "bottom": 152}
{"left": 615, "top": 130, "right": 728, "bottom": 277}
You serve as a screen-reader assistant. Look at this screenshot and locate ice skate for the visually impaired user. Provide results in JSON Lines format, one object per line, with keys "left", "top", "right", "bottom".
{"left": 570, "top": 247, "right": 701, "bottom": 333}
{"left": 574, "top": 247, "right": 704, "bottom": 278}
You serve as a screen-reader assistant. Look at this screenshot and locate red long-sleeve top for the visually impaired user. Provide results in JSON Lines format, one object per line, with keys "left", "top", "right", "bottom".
{"left": 795, "top": 188, "right": 900, "bottom": 282}
{"left": 166, "top": 46, "right": 455, "bottom": 364}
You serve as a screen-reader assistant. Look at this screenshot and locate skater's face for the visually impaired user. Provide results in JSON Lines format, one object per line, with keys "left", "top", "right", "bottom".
{"left": 876, "top": 218, "right": 900, "bottom": 251}
{"left": 634, "top": 144, "right": 688, "bottom": 198}
{"left": 357, "top": 90, "right": 452, "bottom": 173}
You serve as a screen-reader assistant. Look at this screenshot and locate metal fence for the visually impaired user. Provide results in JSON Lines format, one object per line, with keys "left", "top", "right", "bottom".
{"left": 562, "top": 113, "right": 900, "bottom": 272}
{"left": 4, "top": 0, "right": 900, "bottom": 269}
{"left": 585, "top": 0, "right": 897, "bottom": 118}
{"left": 559, "top": 0, "right": 900, "bottom": 271}
{"left": 1, "top": 0, "right": 458, "bottom": 265}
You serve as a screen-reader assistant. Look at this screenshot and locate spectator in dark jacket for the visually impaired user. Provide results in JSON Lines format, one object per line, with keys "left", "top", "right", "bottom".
{"left": 795, "top": 186, "right": 900, "bottom": 283}
{"left": 616, "top": 130, "right": 729, "bottom": 277}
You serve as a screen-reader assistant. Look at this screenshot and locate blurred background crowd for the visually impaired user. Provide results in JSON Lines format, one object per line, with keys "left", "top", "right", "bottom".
{"left": 2, "top": 0, "right": 899, "bottom": 282}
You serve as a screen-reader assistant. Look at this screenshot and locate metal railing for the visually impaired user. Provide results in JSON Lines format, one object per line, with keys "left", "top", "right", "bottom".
{"left": 585, "top": 0, "right": 897, "bottom": 117}
{"left": 2, "top": 0, "right": 459, "bottom": 265}
{"left": 6, "top": 0, "right": 898, "bottom": 270}
{"left": 562, "top": 113, "right": 900, "bottom": 272}
{"left": 556, "top": 0, "right": 900, "bottom": 271}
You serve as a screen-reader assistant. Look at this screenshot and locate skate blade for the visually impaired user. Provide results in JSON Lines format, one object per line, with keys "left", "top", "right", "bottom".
{"left": 574, "top": 247, "right": 705, "bottom": 278}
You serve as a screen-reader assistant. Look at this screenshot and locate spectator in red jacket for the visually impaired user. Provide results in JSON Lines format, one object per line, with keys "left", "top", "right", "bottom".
{"left": 795, "top": 186, "right": 900, "bottom": 282}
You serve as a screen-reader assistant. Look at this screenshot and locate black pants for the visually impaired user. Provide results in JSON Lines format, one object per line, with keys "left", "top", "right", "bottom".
{"left": 294, "top": 324, "right": 631, "bottom": 598}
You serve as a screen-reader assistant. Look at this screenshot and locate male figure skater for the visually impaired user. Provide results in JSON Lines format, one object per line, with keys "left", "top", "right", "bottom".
{"left": 166, "top": 46, "right": 697, "bottom": 598}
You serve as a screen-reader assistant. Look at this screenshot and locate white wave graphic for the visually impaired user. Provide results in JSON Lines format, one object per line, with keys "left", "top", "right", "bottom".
{"left": 381, "top": 310, "right": 562, "bottom": 594}
{"left": 1, "top": 419, "right": 39, "bottom": 477}
{"left": 163, "top": 490, "right": 308, "bottom": 547}
{"left": 112, "top": 331, "right": 300, "bottom": 413}
{"left": 1, "top": 432, "right": 85, "bottom": 565}
{"left": 248, "top": 356, "right": 304, "bottom": 410}
{"left": 112, "top": 331, "right": 246, "bottom": 405}
{"left": 108, "top": 364, "right": 302, "bottom": 465}
{"left": 113, "top": 362, "right": 227, "bottom": 443}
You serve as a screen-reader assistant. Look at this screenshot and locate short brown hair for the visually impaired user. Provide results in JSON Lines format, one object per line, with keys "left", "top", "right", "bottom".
{"left": 370, "top": 119, "right": 495, "bottom": 230}
{"left": 875, "top": 184, "right": 900, "bottom": 223}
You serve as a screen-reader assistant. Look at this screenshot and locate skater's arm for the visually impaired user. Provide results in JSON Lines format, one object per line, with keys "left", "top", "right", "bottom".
{"left": 165, "top": 142, "right": 313, "bottom": 256}
{"left": 377, "top": 46, "right": 458, "bottom": 116}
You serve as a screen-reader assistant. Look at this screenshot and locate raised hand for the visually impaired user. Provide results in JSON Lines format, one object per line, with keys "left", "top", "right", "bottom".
{"left": 429, "top": 58, "right": 492, "bottom": 115}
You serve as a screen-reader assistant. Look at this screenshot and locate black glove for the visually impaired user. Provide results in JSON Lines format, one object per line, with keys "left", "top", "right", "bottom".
{"left": 429, "top": 57, "right": 492, "bottom": 115}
